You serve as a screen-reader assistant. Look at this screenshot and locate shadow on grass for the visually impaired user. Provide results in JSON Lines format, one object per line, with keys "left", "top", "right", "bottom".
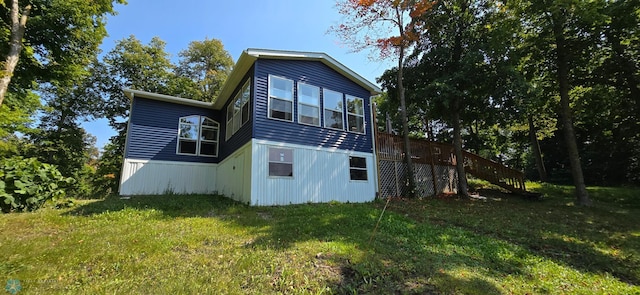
{"left": 65, "top": 184, "right": 639, "bottom": 293}
{"left": 66, "top": 194, "right": 243, "bottom": 218}
{"left": 398, "top": 183, "right": 640, "bottom": 287}
{"left": 67, "top": 194, "right": 506, "bottom": 293}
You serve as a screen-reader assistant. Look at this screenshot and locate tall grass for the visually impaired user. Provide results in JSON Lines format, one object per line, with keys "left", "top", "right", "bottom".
{"left": 1, "top": 184, "right": 638, "bottom": 294}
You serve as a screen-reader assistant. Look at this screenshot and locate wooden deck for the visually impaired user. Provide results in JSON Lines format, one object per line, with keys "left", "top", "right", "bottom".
{"left": 375, "top": 132, "right": 526, "bottom": 194}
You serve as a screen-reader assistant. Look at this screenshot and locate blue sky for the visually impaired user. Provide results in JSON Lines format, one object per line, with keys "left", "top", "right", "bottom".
{"left": 83, "top": 0, "right": 393, "bottom": 149}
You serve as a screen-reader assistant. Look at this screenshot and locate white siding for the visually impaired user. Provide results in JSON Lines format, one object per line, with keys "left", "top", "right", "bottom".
{"left": 216, "top": 142, "right": 252, "bottom": 204}
{"left": 120, "top": 159, "right": 217, "bottom": 195}
{"left": 250, "top": 139, "right": 376, "bottom": 206}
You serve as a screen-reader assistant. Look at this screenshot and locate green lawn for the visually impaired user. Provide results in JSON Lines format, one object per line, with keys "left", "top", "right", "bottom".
{"left": 1, "top": 183, "right": 638, "bottom": 294}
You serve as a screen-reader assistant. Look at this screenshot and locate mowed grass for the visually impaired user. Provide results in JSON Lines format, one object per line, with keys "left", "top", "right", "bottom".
{"left": 1, "top": 183, "right": 639, "bottom": 294}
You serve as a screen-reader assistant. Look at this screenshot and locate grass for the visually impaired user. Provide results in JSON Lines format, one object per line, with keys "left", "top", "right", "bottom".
{"left": 0, "top": 183, "right": 638, "bottom": 294}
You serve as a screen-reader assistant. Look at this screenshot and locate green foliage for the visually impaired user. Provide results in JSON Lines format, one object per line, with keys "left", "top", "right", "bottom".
{"left": 92, "top": 35, "right": 176, "bottom": 128}
{"left": 175, "top": 38, "right": 234, "bottom": 102}
{"left": 92, "top": 138, "right": 125, "bottom": 197}
{"left": 0, "top": 0, "right": 125, "bottom": 96}
{"left": 0, "top": 156, "right": 72, "bottom": 212}
{"left": 515, "top": 0, "right": 640, "bottom": 185}
{"left": 89, "top": 36, "right": 234, "bottom": 194}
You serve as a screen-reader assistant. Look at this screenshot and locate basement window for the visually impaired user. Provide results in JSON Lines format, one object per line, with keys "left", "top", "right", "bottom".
{"left": 268, "top": 147, "right": 293, "bottom": 177}
{"left": 349, "top": 156, "right": 368, "bottom": 181}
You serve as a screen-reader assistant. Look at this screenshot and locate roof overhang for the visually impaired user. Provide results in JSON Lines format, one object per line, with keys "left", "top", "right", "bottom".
{"left": 211, "top": 48, "right": 382, "bottom": 109}
{"left": 125, "top": 49, "right": 382, "bottom": 110}
{"left": 124, "top": 89, "right": 215, "bottom": 109}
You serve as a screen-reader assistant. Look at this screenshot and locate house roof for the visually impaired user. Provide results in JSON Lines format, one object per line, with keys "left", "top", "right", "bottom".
{"left": 211, "top": 48, "right": 382, "bottom": 109}
{"left": 123, "top": 88, "right": 216, "bottom": 109}
{"left": 125, "top": 48, "right": 382, "bottom": 110}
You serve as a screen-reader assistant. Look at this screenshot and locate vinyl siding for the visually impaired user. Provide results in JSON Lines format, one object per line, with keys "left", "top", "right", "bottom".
{"left": 126, "top": 97, "right": 221, "bottom": 163}
{"left": 219, "top": 68, "right": 255, "bottom": 160}
{"left": 253, "top": 59, "right": 374, "bottom": 153}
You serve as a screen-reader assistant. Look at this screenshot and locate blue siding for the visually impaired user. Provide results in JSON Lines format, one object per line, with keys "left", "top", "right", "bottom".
{"left": 219, "top": 69, "right": 254, "bottom": 159}
{"left": 253, "top": 59, "right": 373, "bottom": 153}
{"left": 126, "top": 97, "right": 221, "bottom": 163}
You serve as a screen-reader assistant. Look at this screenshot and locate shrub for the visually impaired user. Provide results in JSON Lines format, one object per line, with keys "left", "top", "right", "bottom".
{"left": 0, "top": 156, "right": 73, "bottom": 213}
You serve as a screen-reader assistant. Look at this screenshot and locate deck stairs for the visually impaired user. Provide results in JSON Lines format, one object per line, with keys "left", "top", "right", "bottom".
{"left": 375, "top": 133, "right": 526, "bottom": 194}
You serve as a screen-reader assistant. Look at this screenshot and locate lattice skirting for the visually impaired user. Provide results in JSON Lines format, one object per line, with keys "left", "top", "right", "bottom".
{"left": 378, "top": 160, "right": 458, "bottom": 198}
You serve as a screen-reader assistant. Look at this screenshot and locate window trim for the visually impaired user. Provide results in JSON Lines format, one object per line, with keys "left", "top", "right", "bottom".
{"left": 177, "top": 115, "right": 220, "bottom": 157}
{"left": 268, "top": 147, "right": 294, "bottom": 178}
{"left": 349, "top": 156, "right": 368, "bottom": 181}
{"left": 346, "top": 95, "right": 366, "bottom": 134}
{"left": 226, "top": 79, "right": 252, "bottom": 141}
{"left": 322, "top": 88, "right": 345, "bottom": 131}
{"left": 297, "top": 82, "right": 321, "bottom": 127}
{"left": 267, "top": 75, "right": 294, "bottom": 122}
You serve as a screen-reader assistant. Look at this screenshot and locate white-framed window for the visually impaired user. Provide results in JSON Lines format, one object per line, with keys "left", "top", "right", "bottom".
{"left": 346, "top": 95, "right": 365, "bottom": 133}
{"left": 268, "top": 75, "right": 294, "bottom": 122}
{"left": 268, "top": 147, "right": 293, "bottom": 177}
{"left": 349, "top": 156, "right": 368, "bottom": 181}
{"left": 177, "top": 115, "right": 219, "bottom": 157}
{"left": 297, "top": 83, "right": 320, "bottom": 126}
{"left": 323, "top": 89, "right": 344, "bottom": 130}
{"left": 226, "top": 79, "right": 251, "bottom": 140}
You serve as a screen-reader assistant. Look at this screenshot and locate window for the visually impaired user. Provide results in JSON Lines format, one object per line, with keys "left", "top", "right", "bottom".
{"left": 349, "top": 156, "right": 368, "bottom": 181}
{"left": 323, "top": 89, "right": 344, "bottom": 130}
{"left": 226, "top": 80, "right": 251, "bottom": 140}
{"left": 268, "top": 147, "right": 293, "bottom": 177}
{"left": 178, "top": 115, "right": 219, "bottom": 157}
{"left": 298, "top": 83, "right": 320, "bottom": 126}
{"left": 347, "top": 95, "right": 365, "bottom": 133}
{"left": 268, "top": 75, "right": 294, "bottom": 121}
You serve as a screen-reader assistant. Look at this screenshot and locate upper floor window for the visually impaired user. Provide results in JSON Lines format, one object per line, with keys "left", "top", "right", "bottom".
{"left": 346, "top": 95, "right": 365, "bottom": 133}
{"left": 297, "top": 83, "right": 320, "bottom": 126}
{"left": 226, "top": 79, "right": 251, "bottom": 140}
{"left": 323, "top": 89, "right": 344, "bottom": 130}
{"left": 178, "top": 115, "right": 219, "bottom": 157}
{"left": 268, "top": 75, "right": 293, "bottom": 121}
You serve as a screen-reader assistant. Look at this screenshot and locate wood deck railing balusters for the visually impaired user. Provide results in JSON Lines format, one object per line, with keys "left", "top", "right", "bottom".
{"left": 375, "top": 132, "right": 526, "bottom": 194}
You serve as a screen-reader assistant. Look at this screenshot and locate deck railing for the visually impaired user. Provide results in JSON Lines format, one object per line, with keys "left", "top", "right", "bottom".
{"left": 375, "top": 132, "right": 526, "bottom": 193}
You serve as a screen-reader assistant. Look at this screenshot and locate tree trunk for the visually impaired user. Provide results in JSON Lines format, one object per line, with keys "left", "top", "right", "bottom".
{"left": 397, "top": 46, "right": 416, "bottom": 197}
{"left": 552, "top": 14, "right": 591, "bottom": 206}
{"left": 450, "top": 5, "right": 468, "bottom": 198}
{"left": 0, "top": 0, "right": 31, "bottom": 108}
{"left": 452, "top": 96, "right": 469, "bottom": 197}
{"left": 528, "top": 114, "right": 548, "bottom": 182}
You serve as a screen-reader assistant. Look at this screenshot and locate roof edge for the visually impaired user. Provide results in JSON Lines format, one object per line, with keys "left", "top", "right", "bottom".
{"left": 124, "top": 89, "right": 214, "bottom": 109}
{"left": 245, "top": 48, "right": 382, "bottom": 95}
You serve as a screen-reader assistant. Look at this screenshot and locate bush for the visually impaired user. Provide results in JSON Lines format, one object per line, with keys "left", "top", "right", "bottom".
{"left": 0, "top": 156, "right": 73, "bottom": 213}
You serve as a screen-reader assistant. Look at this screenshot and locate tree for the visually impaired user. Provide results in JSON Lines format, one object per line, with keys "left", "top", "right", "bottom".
{"left": 94, "top": 36, "right": 175, "bottom": 132}
{"left": 175, "top": 38, "right": 234, "bottom": 102}
{"left": 89, "top": 36, "right": 185, "bottom": 194}
{"left": 332, "top": 0, "right": 436, "bottom": 197}
{"left": 0, "top": 0, "right": 124, "bottom": 108}
{"left": 378, "top": 0, "right": 525, "bottom": 197}
{"left": 514, "top": 0, "right": 614, "bottom": 205}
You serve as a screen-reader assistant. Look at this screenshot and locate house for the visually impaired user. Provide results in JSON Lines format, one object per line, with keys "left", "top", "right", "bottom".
{"left": 119, "top": 48, "right": 382, "bottom": 205}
